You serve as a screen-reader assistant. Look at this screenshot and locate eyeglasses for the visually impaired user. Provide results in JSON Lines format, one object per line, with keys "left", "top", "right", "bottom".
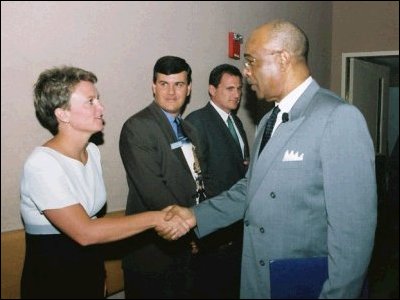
{"left": 244, "top": 57, "right": 257, "bottom": 69}
{"left": 244, "top": 50, "right": 283, "bottom": 69}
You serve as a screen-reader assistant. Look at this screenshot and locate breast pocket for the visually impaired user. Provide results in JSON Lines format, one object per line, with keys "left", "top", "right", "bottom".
{"left": 279, "top": 160, "right": 306, "bottom": 169}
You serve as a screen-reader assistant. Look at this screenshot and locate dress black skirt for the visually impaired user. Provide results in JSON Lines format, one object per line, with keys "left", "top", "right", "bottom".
{"left": 21, "top": 233, "right": 105, "bottom": 299}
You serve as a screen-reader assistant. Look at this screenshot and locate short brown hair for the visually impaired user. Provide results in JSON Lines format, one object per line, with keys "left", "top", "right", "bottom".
{"left": 34, "top": 66, "right": 97, "bottom": 135}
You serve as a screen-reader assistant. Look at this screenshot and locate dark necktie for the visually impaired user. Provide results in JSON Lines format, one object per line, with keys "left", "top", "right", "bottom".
{"left": 174, "top": 118, "right": 186, "bottom": 141}
{"left": 258, "top": 106, "right": 280, "bottom": 156}
{"left": 227, "top": 116, "right": 240, "bottom": 145}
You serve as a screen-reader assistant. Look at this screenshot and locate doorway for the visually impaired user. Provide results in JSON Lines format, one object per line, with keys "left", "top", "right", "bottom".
{"left": 342, "top": 51, "right": 399, "bottom": 298}
{"left": 341, "top": 51, "right": 399, "bottom": 156}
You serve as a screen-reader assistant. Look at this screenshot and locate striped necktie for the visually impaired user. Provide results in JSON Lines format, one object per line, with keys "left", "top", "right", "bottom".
{"left": 258, "top": 106, "right": 280, "bottom": 156}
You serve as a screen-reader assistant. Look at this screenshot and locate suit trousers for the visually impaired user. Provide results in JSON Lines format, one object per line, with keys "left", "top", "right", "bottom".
{"left": 192, "top": 241, "right": 242, "bottom": 299}
{"left": 123, "top": 249, "right": 195, "bottom": 299}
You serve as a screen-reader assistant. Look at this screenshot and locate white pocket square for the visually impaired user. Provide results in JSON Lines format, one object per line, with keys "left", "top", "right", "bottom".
{"left": 282, "top": 150, "right": 304, "bottom": 161}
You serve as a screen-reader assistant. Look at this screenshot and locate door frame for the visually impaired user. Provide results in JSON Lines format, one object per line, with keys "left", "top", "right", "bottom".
{"left": 341, "top": 50, "right": 399, "bottom": 100}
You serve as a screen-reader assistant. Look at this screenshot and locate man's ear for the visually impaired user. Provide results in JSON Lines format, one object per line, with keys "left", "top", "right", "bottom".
{"left": 186, "top": 83, "right": 192, "bottom": 96}
{"left": 54, "top": 107, "right": 69, "bottom": 123}
{"left": 280, "top": 50, "right": 291, "bottom": 70}
{"left": 208, "top": 85, "right": 216, "bottom": 98}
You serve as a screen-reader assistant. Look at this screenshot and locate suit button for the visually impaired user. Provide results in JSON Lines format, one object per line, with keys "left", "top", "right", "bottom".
{"left": 244, "top": 220, "right": 249, "bottom": 226}
{"left": 270, "top": 192, "right": 276, "bottom": 199}
{"left": 259, "top": 260, "right": 265, "bottom": 266}
{"left": 260, "top": 227, "right": 265, "bottom": 233}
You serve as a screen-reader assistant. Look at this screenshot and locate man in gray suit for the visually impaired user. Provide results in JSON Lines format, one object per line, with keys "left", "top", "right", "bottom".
{"left": 185, "top": 64, "right": 249, "bottom": 298}
{"left": 160, "top": 20, "right": 377, "bottom": 298}
{"left": 119, "top": 56, "right": 203, "bottom": 298}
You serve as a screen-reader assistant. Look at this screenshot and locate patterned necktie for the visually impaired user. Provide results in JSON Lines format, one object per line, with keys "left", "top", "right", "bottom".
{"left": 174, "top": 118, "right": 186, "bottom": 141}
{"left": 175, "top": 118, "right": 206, "bottom": 204}
{"left": 227, "top": 116, "right": 240, "bottom": 145}
{"left": 258, "top": 106, "right": 280, "bottom": 156}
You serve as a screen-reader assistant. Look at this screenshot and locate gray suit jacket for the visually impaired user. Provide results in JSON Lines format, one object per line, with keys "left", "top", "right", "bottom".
{"left": 193, "top": 80, "right": 377, "bottom": 298}
{"left": 119, "top": 101, "right": 199, "bottom": 272}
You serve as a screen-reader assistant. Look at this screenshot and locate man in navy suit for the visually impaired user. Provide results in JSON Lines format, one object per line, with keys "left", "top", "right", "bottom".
{"left": 160, "top": 20, "right": 377, "bottom": 298}
{"left": 185, "top": 64, "right": 249, "bottom": 298}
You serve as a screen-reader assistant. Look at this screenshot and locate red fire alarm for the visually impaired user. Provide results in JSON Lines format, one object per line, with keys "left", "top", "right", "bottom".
{"left": 228, "top": 32, "right": 243, "bottom": 60}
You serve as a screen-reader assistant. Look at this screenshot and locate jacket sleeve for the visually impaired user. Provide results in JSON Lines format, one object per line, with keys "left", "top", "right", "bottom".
{"left": 193, "top": 177, "right": 248, "bottom": 238}
{"left": 319, "top": 104, "right": 377, "bottom": 298}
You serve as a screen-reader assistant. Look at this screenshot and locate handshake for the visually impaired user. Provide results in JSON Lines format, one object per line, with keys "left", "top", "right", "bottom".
{"left": 155, "top": 205, "right": 197, "bottom": 240}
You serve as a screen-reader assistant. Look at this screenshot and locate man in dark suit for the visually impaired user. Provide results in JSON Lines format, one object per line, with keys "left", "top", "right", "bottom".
{"left": 119, "top": 56, "right": 203, "bottom": 298}
{"left": 185, "top": 64, "right": 249, "bottom": 298}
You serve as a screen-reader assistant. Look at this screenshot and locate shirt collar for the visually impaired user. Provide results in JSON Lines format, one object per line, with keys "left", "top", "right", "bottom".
{"left": 277, "top": 76, "right": 313, "bottom": 113}
{"left": 161, "top": 108, "right": 180, "bottom": 125}
{"left": 210, "top": 100, "right": 230, "bottom": 122}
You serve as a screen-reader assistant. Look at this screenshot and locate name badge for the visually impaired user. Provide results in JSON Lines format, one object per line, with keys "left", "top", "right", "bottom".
{"left": 170, "top": 137, "right": 189, "bottom": 150}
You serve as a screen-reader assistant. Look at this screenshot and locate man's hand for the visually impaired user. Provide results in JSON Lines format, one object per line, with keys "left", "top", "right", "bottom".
{"left": 164, "top": 205, "right": 197, "bottom": 228}
{"left": 156, "top": 205, "right": 197, "bottom": 240}
{"left": 154, "top": 210, "right": 191, "bottom": 240}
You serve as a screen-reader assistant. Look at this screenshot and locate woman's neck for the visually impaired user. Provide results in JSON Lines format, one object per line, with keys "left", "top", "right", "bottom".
{"left": 44, "top": 132, "right": 89, "bottom": 164}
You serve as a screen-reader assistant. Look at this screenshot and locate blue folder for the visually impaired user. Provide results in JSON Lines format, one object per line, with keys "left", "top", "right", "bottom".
{"left": 269, "top": 256, "right": 328, "bottom": 299}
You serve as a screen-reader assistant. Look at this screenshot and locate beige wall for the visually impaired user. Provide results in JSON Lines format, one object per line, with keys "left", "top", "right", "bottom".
{"left": 331, "top": 1, "right": 399, "bottom": 94}
{"left": 1, "top": 1, "right": 332, "bottom": 231}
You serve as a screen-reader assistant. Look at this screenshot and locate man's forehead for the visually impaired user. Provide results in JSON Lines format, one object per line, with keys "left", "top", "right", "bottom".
{"left": 156, "top": 71, "right": 188, "bottom": 81}
{"left": 245, "top": 28, "right": 273, "bottom": 55}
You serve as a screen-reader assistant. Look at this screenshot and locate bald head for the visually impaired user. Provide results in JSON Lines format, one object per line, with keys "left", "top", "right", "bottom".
{"left": 243, "top": 20, "right": 311, "bottom": 102}
{"left": 252, "top": 20, "right": 309, "bottom": 63}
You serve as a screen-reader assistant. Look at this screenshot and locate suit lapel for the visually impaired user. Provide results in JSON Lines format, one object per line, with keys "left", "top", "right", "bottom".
{"left": 148, "top": 102, "right": 192, "bottom": 174}
{"left": 207, "top": 103, "right": 244, "bottom": 159}
{"left": 182, "top": 119, "right": 207, "bottom": 175}
{"left": 248, "top": 117, "right": 305, "bottom": 200}
{"left": 232, "top": 114, "right": 249, "bottom": 159}
{"left": 148, "top": 102, "right": 176, "bottom": 140}
{"left": 247, "top": 80, "right": 321, "bottom": 201}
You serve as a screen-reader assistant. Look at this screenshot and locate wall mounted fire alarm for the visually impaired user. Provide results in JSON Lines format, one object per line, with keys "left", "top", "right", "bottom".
{"left": 228, "top": 32, "right": 243, "bottom": 60}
